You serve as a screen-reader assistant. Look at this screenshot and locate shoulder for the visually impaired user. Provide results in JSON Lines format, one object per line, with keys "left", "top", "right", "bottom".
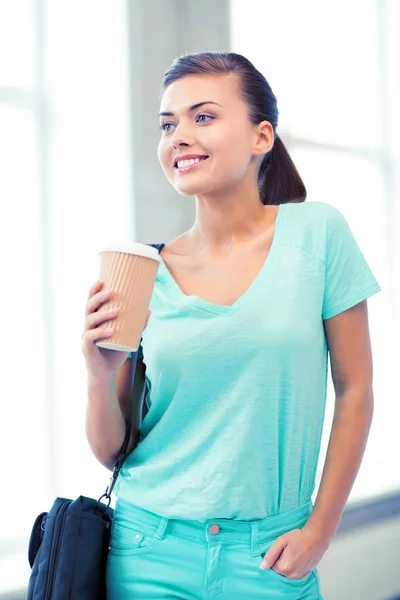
{"left": 283, "top": 201, "right": 349, "bottom": 239}
{"left": 283, "top": 200, "right": 345, "bottom": 226}
{"left": 280, "top": 201, "right": 348, "bottom": 262}
{"left": 160, "top": 231, "right": 191, "bottom": 258}
{"left": 157, "top": 231, "right": 197, "bottom": 277}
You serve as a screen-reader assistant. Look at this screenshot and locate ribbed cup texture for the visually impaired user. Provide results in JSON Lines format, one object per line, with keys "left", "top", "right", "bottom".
{"left": 96, "top": 251, "right": 159, "bottom": 352}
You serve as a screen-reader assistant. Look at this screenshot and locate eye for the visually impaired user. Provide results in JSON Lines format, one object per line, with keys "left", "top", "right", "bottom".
{"left": 159, "top": 114, "right": 214, "bottom": 134}
{"left": 196, "top": 114, "right": 213, "bottom": 123}
{"left": 159, "top": 122, "right": 173, "bottom": 132}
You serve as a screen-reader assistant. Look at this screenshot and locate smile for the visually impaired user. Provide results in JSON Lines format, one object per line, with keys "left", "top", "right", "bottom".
{"left": 175, "top": 157, "right": 209, "bottom": 173}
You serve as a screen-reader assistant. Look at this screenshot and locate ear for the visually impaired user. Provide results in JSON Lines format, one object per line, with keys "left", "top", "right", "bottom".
{"left": 253, "top": 120, "right": 274, "bottom": 156}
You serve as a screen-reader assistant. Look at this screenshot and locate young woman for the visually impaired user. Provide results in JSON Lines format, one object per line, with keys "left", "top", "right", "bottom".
{"left": 83, "top": 52, "right": 381, "bottom": 599}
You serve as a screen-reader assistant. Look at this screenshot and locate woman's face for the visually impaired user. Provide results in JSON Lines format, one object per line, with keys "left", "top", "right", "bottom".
{"left": 157, "top": 73, "right": 261, "bottom": 197}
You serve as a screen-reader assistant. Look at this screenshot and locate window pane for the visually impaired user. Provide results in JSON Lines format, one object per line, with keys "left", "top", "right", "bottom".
{"left": 231, "top": 0, "right": 382, "bottom": 150}
{"left": 385, "top": 0, "right": 400, "bottom": 314}
{"left": 387, "top": 0, "right": 400, "bottom": 161}
{"left": 230, "top": 0, "right": 285, "bottom": 98}
{"left": 282, "top": 0, "right": 381, "bottom": 148}
{"left": 281, "top": 0, "right": 381, "bottom": 149}
{"left": 0, "top": 0, "right": 36, "bottom": 87}
{"left": 0, "top": 105, "right": 50, "bottom": 539}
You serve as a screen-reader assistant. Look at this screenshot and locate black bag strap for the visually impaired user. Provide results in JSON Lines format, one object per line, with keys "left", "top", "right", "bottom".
{"left": 97, "top": 243, "right": 165, "bottom": 508}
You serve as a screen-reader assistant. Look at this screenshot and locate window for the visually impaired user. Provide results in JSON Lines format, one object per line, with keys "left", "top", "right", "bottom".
{"left": 0, "top": 1, "right": 133, "bottom": 594}
{"left": 231, "top": 0, "right": 399, "bottom": 501}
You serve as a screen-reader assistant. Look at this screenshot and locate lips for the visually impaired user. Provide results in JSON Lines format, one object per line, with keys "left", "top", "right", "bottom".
{"left": 175, "top": 156, "right": 209, "bottom": 173}
{"left": 174, "top": 155, "right": 209, "bottom": 168}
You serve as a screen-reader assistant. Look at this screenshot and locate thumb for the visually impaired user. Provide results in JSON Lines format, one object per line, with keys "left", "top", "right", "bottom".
{"left": 260, "top": 538, "right": 285, "bottom": 570}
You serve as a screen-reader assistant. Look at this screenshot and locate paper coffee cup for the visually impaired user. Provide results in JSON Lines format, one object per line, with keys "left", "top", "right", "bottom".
{"left": 95, "top": 242, "right": 161, "bottom": 352}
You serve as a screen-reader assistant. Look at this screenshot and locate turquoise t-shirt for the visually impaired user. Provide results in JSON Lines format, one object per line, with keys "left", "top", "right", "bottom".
{"left": 116, "top": 201, "right": 381, "bottom": 521}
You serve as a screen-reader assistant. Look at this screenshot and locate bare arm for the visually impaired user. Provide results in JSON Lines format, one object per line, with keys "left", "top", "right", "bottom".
{"left": 304, "top": 300, "right": 375, "bottom": 543}
{"left": 85, "top": 357, "right": 146, "bottom": 472}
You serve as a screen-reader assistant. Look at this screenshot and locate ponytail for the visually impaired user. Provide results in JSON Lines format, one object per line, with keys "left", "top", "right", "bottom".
{"left": 258, "top": 135, "right": 306, "bottom": 205}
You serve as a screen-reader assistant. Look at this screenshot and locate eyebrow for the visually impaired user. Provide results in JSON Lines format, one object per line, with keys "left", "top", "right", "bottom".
{"left": 159, "top": 101, "right": 223, "bottom": 117}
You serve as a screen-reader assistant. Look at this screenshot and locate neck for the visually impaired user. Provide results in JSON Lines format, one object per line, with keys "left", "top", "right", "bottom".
{"left": 188, "top": 182, "right": 274, "bottom": 257}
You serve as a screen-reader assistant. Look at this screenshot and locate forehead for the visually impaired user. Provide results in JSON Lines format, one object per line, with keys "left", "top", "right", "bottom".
{"left": 159, "top": 73, "right": 244, "bottom": 113}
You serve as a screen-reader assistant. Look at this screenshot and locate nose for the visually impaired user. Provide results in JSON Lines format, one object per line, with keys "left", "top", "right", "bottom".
{"left": 171, "top": 120, "right": 193, "bottom": 148}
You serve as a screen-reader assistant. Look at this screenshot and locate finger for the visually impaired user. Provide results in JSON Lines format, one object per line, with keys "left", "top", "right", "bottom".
{"left": 87, "top": 280, "right": 102, "bottom": 301}
{"left": 82, "top": 326, "right": 113, "bottom": 345}
{"left": 85, "top": 287, "right": 112, "bottom": 318}
{"left": 86, "top": 306, "right": 117, "bottom": 330}
{"left": 260, "top": 539, "right": 285, "bottom": 570}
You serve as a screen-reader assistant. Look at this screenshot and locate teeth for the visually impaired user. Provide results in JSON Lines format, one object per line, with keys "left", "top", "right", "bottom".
{"left": 177, "top": 157, "right": 205, "bottom": 168}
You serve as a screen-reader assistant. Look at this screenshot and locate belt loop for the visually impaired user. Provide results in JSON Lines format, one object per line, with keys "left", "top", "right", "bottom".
{"left": 250, "top": 522, "right": 259, "bottom": 557}
{"left": 155, "top": 517, "right": 168, "bottom": 540}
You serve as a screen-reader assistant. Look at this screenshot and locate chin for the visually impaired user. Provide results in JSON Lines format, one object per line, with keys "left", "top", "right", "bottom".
{"left": 172, "top": 181, "right": 211, "bottom": 196}
{"left": 177, "top": 187, "right": 214, "bottom": 198}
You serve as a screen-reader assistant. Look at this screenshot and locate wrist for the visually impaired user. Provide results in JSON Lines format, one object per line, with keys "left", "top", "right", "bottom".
{"left": 87, "top": 372, "right": 118, "bottom": 392}
{"left": 302, "top": 516, "right": 336, "bottom": 547}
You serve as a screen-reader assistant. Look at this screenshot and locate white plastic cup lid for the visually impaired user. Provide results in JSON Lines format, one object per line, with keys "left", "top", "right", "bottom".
{"left": 98, "top": 242, "right": 161, "bottom": 262}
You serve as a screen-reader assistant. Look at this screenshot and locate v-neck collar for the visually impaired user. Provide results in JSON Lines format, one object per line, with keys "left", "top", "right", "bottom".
{"left": 157, "top": 203, "right": 288, "bottom": 315}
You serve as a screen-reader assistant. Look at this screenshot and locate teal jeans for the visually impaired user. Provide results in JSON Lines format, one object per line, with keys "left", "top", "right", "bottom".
{"left": 106, "top": 498, "right": 325, "bottom": 599}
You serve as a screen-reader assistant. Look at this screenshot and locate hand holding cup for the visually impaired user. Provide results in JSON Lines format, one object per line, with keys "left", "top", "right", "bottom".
{"left": 82, "top": 242, "right": 161, "bottom": 382}
{"left": 81, "top": 280, "right": 151, "bottom": 382}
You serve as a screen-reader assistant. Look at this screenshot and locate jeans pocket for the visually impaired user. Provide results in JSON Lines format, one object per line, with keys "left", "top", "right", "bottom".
{"left": 109, "top": 518, "right": 159, "bottom": 556}
{"left": 255, "top": 539, "right": 312, "bottom": 586}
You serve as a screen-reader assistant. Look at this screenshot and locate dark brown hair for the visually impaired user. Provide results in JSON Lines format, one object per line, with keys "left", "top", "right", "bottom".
{"left": 162, "top": 51, "right": 306, "bottom": 205}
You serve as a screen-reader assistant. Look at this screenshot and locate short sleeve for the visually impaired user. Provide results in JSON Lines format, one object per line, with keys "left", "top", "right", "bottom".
{"left": 322, "top": 207, "right": 382, "bottom": 320}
